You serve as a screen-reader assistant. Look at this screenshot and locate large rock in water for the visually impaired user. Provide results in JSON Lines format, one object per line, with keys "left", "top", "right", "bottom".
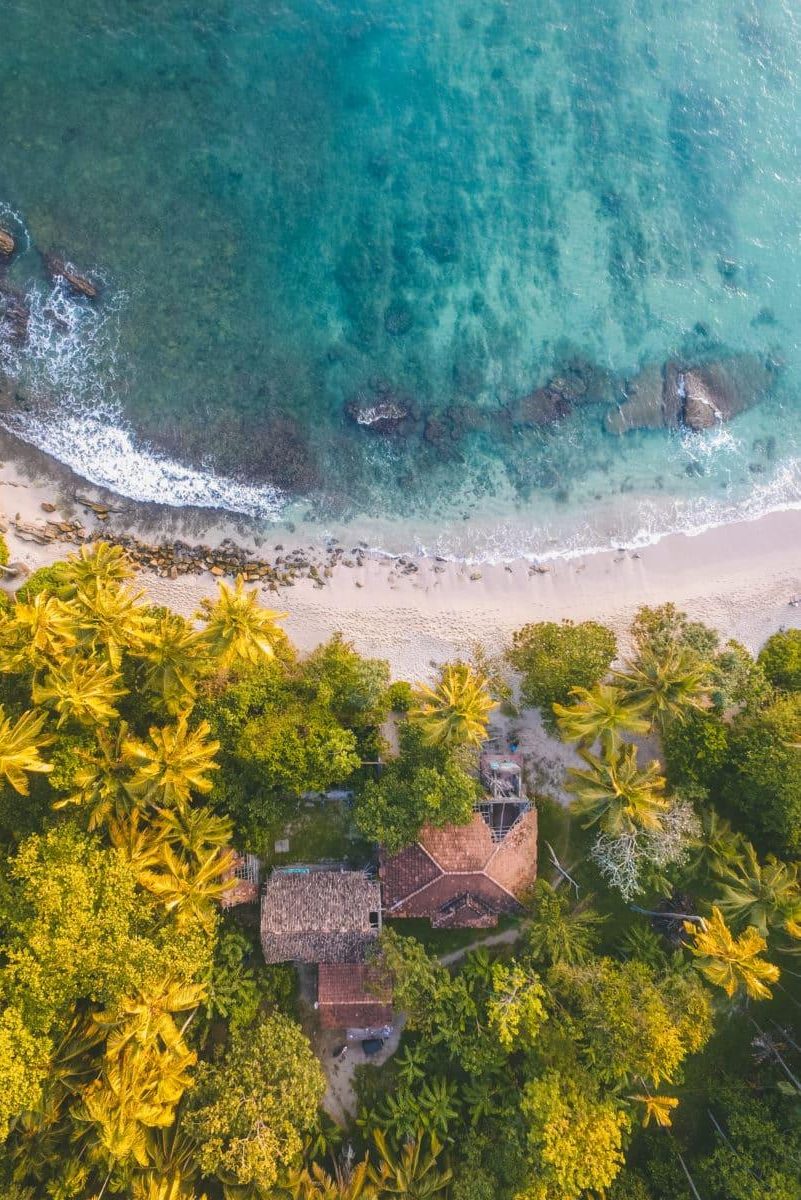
{"left": 42, "top": 254, "right": 99, "bottom": 300}
{"left": 679, "top": 356, "right": 773, "bottom": 430}
{"left": 0, "top": 228, "right": 15, "bottom": 259}
{"left": 605, "top": 354, "right": 774, "bottom": 434}
{"left": 605, "top": 364, "right": 676, "bottom": 434}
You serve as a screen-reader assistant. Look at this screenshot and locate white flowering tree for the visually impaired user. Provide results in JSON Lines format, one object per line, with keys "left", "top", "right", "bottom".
{"left": 590, "top": 798, "right": 701, "bottom": 901}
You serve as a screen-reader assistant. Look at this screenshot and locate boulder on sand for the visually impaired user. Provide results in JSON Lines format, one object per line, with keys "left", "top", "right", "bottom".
{"left": 0, "top": 228, "right": 15, "bottom": 259}
{"left": 42, "top": 254, "right": 99, "bottom": 300}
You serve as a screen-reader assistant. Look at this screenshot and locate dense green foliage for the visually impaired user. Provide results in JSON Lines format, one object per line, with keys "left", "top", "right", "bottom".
{"left": 0, "top": 554, "right": 799, "bottom": 1200}
{"left": 759, "top": 627, "right": 801, "bottom": 692}
{"left": 507, "top": 619, "right": 616, "bottom": 719}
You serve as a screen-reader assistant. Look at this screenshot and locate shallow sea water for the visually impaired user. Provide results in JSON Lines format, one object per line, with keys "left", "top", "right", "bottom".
{"left": 2, "top": 0, "right": 801, "bottom": 557}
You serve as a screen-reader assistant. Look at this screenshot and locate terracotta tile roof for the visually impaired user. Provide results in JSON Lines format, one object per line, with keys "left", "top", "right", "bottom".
{"left": 317, "top": 964, "right": 393, "bottom": 1030}
{"left": 261, "top": 870, "right": 381, "bottom": 964}
{"left": 380, "top": 807, "right": 537, "bottom": 927}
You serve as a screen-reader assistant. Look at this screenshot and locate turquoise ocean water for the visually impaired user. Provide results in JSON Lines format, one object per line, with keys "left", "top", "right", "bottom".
{"left": 2, "top": 0, "right": 801, "bottom": 559}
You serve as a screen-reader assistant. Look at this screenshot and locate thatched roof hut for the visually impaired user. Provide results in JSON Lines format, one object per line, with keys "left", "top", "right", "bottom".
{"left": 260, "top": 869, "right": 382, "bottom": 963}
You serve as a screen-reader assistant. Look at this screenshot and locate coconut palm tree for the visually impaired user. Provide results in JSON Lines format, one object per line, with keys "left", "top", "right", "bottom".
{"left": 132, "top": 1121, "right": 203, "bottom": 1200}
{"left": 526, "top": 880, "right": 606, "bottom": 966}
{"left": 136, "top": 843, "right": 234, "bottom": 931}
{"left": 613, "top": 643, "right": 712, "bottom": 734}
{"left": 0, "top": 592, "right": 79, "bottom": 672}
{"left": 628, "top": 1093, "right": 679, "bottom": 1129}
{"left": 153, "top": 805, "right": 233, "bottom": 864}
{"left": 136, "top": 612, "right": 207, "bottom": 714}
{"left": 288, "top": 1158, "right": 375, "bottom": 1200}
{"left": 32, "top": 657, "right": 127, "bottom": 728}
{"left": 124, "top": 716, "right": 219, "bottom": 810}
{"left": 410, "top": 663, "right": 496, "bottom": 749}
{"left": 0, "top": 705, "right": 53, "bottom": 794}
{"left": 53, "top": 723, "right": 133, "bottom": 829}
{"left": 107, "top": 810, "right": 164, "bottom": 872}
{"left": 553, "top": 683, "right": 650, "bottom": 752}
{"left": 683, "top": 906, "right": 780, "bottom": 1001}
{"left": 74, "top": 580, "right": 147, "bottom": 668}
{"left": 94, "top": 977, "right": 206, "bottom": 1061}
{"left": 684, "top": 807, "right": 745, "bottom": 883}
{"left": 59, "top": 541, "right": 135, "bottom": 594}
{"left": 197, "top": 575, "right": 287, "bottom": 669}
{"left": 715, "top": 842, "right": 801, "bottom": 940}
{"left": 566, "top": 743, "right": 668, "bottom": 836}
{"left": 367, "top": 1130, "right": 452, "bottom": 1198}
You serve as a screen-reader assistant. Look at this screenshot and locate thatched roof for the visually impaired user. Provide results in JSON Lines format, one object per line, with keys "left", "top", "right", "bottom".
{"left": 380, "top": 808, "right": 537, "bottom": 928}
{"left": 317, "top": 963, "right": 393, "bottom": 1030}
{"left": 261, "top": 870, "right": 381, "bottom": 964}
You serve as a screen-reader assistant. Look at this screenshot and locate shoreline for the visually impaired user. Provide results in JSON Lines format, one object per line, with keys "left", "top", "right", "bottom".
{"left": 1, "top": 430, "right": 800, "bottom": 679}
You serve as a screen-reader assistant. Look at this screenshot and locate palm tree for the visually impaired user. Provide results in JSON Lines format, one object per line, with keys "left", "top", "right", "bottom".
{"left": 74, "top": 580, "right": 147, "bottom": 668}
{"left": 59, "top": 541, "right": 135, "bottom": 594}
{"left": 53, "top": 723, "right": 133, "bottom": 828}
{"left": 136, "top": 612, "right": 207, "bottom": 714}
{"left": 153, "top": 805, "right": 233, "bottom": 864}
{"left": 197, "top": 575, "right": 287, "bottom": 669}
{"left": 410, "top": 663, "right": 496, "bottom": 748}
{"left": 683, "top": 906, "right": 780, "bottom": 1001}
{"left": 628, "top": 1093, "right": 679, "bottom": 1128}
{"left": 613, "top": 643, "right": 712, "bottom": 734}
{"left": 124, "top": 716, "right": 219, "bottom": 809}
{"left": 0, "top": 705, "right": 53, "bottom": 794}
{"left": 566, "top": 743, "right": 668, "bottom": 836}
{"left": 553, "top": 684, "right": 650, "bottom": 752}
{"left": 32, "top": 657, "right": 127, "bottom": 727}
{"left": 367, "top": 1130, "right": 452, "bottom": 1199}
{"left": 526, "top": 880, "right": 606, "bottom": 966}
{"left": 137, "top": 843, "right": 234, "bottom": 931}
{"left": 93, "top": 977, "right": 206, "bottom": 1061}
{"left": 0, "top": 593, "right": 78, "bottom": 671}
{"left": 107, "top": 811, "right": 163, "bottom": 871}
{"left": 288, "top": 1159, "right": 375, "bottom": 1200}
{"left": 414, "top": 1078, "right": 459, "bottom": 1139}
{"left": 685, "top": 807, "right": 745, "bottom": 882}
{"left": 715, "top": 842, "right": 801, "bottom": 939}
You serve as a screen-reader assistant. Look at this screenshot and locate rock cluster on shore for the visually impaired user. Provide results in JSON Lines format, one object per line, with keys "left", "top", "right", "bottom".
{"left": 4, "top": 495, "right": 414, "bottom": 590}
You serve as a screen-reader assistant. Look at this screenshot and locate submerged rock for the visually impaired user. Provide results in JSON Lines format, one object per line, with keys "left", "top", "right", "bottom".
{"left": 42, "top": 254, "right": 100, "bottom": 300}
{"left": 605, "top": 354, "right": 774, "bottom": 435}
{"left": 0, "top": 228, "right": 15, "bottom": 259}
{"left": 346, "top": 393, "right": 410, "bottom": 431}
{"left": 0, "top": 285, "right": 30, "bottom": 345}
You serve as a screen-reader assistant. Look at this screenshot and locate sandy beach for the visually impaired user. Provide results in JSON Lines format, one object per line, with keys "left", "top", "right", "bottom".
{"left": 2, "top": 431, "right": 801, "bottom": 682}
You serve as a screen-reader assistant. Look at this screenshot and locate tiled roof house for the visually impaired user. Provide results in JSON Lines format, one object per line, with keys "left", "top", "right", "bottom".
{"left": 260, "top": 869, "right": 382, "bottom": 964}
{"left": 317, "top": 963, "right": 393, "bottom": 1030}
{"left": 380, "top": 807, "right": 538, "bottom": 929}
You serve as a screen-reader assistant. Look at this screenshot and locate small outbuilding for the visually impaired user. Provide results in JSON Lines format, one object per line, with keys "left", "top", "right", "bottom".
{"left": 316, "top": 963, "right": 393, "bottom": 1034}
{"left": 260, "top": 868, "right": 382, "bottom": 964}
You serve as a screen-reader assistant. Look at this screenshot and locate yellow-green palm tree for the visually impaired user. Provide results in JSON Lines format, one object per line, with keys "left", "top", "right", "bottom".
{"left": 716, "top": 842, "right": 801, "bottom": 940}
{"left": 94, "top": 976, "right": 206, "bottom": 1061}
{"left": 0, "top": 593, "right": 79, "bottom": 672}
{"left": 367, "top": 1130, "right": 452, "bottom": 1198}
{"left": 154, "top": 805, "right": 233, "bottom": 864}
{"left": 133, "top": 1121, "right": 204, "bottom": 1200}
{"left": 288, "top": 1159, "right": 375, "bottom": 1200}
{"left": 59, "top": 541, "right": 135, "bottom": 594}
{"left": 566, "top": 743, "right": 668, "bottom": 836}
{"left": 53, "top": 723, "right": 133, "bottom": 828}
{"left": 628, "top": 1093, "right": 679, "bottom": 1129}
{"left": 553, "top": 684, "right": 650, "bottom": 753}
{"left": 137, "top": 612, "right": 207, "bottom": 714}
{"left": 108, "top": 811, "right": 163, "bottom": 871}
{"left": 124, "top": 716, "right": 219, "bottom": 809}
{"left": 197, "top": 575, "right": 287, "bottom": 669}
{"left": 32, "top": 657, "right": 127, "bottom": 727}
{"left": 74, "top": 580, "right": 147, "bottom": 668}
{"left": 410, "top": 663, "right": 496, "bottom": 749}
{"left": 0, "top": 705, "right": 53, "bottom": 794}
{"left": 137, "top": 843, "right": 234, "bottom": 932}
{"left": 613, "top": 643, "right": 712, "bottom": 734}
{"left": 683, "top": 906, "right": 780, "bottom": 1001}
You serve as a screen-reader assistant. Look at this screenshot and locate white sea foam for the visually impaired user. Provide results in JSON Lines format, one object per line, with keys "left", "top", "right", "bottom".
{"left": 0, "top": 275, "right": 285, "bottom": 519}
